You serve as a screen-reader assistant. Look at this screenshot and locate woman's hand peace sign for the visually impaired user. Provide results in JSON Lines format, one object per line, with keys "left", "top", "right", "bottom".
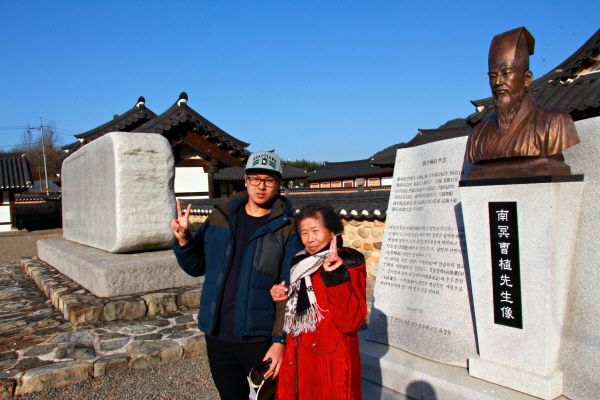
{"left": 323, "top": 236, "right": 343, "bottom": 272}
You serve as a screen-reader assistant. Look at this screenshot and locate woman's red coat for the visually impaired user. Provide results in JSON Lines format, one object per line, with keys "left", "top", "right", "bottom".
{"left": 275, "top": 249, "right": 367, "bottom": 400}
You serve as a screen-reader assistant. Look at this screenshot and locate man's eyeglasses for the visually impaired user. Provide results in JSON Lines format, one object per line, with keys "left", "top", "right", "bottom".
{"left": 246, "top": 176, "right": 279, "bottom": 188}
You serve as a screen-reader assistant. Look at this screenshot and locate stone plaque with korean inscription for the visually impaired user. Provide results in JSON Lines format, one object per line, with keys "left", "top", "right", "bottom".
{"left": 367, "top": 136, "right": 477, "bottom": 367}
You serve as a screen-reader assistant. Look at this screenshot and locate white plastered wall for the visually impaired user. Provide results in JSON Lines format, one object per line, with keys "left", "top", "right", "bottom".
{"left": 0, "top": 191, "right": 12, "bottom": 231}
{"left": 174, "top": 167, "right": 209, "bottom": 199}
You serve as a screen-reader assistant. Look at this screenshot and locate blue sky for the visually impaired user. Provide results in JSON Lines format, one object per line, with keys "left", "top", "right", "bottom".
{"left": 1, "top": 1, "right": 598, "bottom": 162}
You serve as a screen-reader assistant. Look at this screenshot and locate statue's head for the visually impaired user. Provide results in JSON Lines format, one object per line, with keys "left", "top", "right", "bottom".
{"left": 487, "top": 27, "right": 535, "bottom": 132}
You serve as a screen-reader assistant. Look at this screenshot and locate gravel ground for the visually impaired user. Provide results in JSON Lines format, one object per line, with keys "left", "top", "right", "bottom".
{"left": 0, "top": 228, "right": 63, "bottom": 264}
{"left": 16, "top": 355, "right": 219, "bottom": 399}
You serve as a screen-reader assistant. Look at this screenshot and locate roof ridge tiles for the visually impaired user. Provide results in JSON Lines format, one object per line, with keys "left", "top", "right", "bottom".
{"left": 551, "top": 29, "right": 600, "bottom": 80}
{"left": 417, "top": 126, "right": 472, "bottom": 135}
{"left": 322, "top": 159, "right": 371, "bottom": 165}
{"left": 132, "top": 99, "right": 249, "bottom": 154}
{"left": 74, "top": 103, "right": 157, "bottom": 139}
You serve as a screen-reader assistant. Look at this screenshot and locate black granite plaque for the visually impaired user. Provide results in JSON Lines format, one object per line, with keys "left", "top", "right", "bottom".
{"left": 488, "top": 202, "right": 522, "bottom": 329}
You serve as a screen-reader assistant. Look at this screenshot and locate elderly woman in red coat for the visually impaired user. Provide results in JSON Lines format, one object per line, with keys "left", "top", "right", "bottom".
{"left": 270, "top": 203, "right": 367, "bottom": 400}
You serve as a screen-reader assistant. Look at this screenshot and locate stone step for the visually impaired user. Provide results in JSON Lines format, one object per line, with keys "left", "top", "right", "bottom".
{"left": 20, "top": 258, "right": 202, "bottom": 326}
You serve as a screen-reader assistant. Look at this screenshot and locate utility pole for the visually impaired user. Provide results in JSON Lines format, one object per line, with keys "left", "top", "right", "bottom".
{"left": 39, "top": 118, "right": 50, "bottom": 195}
{"left": 30, "top": 118, "right": 51, "bottom": 195}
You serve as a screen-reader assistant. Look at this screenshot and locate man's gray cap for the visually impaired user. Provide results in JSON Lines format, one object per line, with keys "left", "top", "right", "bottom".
{"left": 245, "top": 151, "right": 283, "bottom": 177}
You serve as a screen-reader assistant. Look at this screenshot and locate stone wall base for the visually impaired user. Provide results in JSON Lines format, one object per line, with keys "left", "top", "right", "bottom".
{"left": 360, "top": 331, "right": 570, "bottom": 400}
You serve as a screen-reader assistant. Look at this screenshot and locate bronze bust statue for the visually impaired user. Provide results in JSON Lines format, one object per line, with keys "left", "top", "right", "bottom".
{"left": 464, "top": 27, "right": 580, "bottom": 179}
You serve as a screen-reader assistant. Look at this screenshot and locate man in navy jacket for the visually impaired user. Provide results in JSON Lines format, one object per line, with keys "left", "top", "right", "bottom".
{"left": 171, "top": 151, "right": 302, "bottom": 399}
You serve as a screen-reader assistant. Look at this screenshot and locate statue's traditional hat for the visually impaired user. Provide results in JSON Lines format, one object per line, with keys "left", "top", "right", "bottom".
{"left": 488, "top": 27, "right": 535, "bottom": 71}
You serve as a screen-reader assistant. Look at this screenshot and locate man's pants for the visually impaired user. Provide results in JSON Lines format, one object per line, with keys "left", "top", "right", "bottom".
{"left": 205, "top": 335, "right": 272, "bottom": 399}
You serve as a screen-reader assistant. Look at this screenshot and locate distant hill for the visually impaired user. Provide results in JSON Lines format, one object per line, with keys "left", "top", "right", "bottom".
{"left": 438, "top": 118, "right": 469, "bottom": 129}
{"left": 371, "top": 142, "right": 406, "bottom": 158}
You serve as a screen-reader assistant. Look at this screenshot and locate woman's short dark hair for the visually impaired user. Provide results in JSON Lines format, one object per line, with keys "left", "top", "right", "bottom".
{"left": 295, "top": 203, "right": 344, "bottom": 235}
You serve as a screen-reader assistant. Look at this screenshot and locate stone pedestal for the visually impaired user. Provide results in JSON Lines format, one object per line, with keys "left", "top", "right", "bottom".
{"left": 459, "top": 176, "right": 584, "bottom": 399}
{"left": 360, "top": 332, "right": 545, "bottom": 400}
{"left": 38, "top": 239, "right": 203, "bottom": 297}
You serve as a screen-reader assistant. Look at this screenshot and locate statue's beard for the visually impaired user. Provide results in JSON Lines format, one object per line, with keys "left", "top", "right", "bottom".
{"left": 494, "top": 88, "right": 526, "bottom": 134}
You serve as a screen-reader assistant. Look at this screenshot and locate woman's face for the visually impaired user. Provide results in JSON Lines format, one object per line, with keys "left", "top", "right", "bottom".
{"left": 299, "top": 215, "right": 335, "bottom": 255}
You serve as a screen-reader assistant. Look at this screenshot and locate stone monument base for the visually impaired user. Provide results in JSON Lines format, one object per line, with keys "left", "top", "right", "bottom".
{"left": 359, "top": 332, "right": 566, "bottom": 400}
{"left": 469, "top": 356, "right": 562, "bottom": 400}
{"left": 458, "top": 176, "right": 583, "bottom": 399}
{"left": 37, "top": 239, "right": 203, "bottom": 298}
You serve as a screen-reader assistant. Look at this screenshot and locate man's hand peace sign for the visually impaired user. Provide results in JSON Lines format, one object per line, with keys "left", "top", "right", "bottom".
{"left": 171, "top": 200, "right": 192, "bottom": 246}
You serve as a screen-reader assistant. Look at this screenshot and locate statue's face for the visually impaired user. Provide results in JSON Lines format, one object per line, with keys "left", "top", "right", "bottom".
{"left": 488, "top": 65, "right": 532, "bottom": 101}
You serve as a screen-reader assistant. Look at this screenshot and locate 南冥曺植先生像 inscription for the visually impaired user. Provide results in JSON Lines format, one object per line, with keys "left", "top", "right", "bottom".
{"left": 488, "top": 202, "right": 522, "bottom": 329}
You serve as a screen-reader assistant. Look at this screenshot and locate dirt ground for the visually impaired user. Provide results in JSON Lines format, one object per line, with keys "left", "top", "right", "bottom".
{"left": 0, "top": 228, "right": 63, "bottom": 264}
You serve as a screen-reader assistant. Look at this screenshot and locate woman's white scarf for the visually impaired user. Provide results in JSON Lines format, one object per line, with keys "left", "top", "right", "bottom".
{"left": 284, "top": 248, "right": 329, "bottom": 336}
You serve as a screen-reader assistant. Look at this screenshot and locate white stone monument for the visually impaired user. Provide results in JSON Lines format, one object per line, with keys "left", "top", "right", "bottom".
{"left": 38, "top": 132, "right": 203, "bottom": 297}
{"left": 361, "top": 121, "right": 600, "bottom": 399}
{"left": 61, "top": 132, "right": 175, "bottom": 253}
{"left": 360, "top": 117, "right": 600, "bottom": 400}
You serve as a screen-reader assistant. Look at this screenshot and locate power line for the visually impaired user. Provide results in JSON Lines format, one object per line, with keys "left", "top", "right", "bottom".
{"left": 0, "top": 140, "right": 49, "bottom": 149}
{"left": 55, "top": 128, "right": 78, "bottom": 134}
{"left": 0, "top": 126, "right": 79, "bottom": 134}
{"left": 0, "top": 126, "right": 30, "bottom": 130}
{"left": 0, "top": 143, "right": 31, "bottom": 149}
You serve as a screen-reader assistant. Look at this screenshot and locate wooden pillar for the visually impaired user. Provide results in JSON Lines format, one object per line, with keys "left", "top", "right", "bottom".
{"left": 207, "top": 159, "right": 218, "bottom": 198}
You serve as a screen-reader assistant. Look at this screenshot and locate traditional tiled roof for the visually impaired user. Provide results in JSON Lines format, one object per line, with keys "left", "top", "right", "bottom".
{"left": 282, "top": 165, "right": 309, "bottom": 180}
{"left": 29, "top": 180, "right": 61, "bottom": 193}
{"left": 16, "top": 193, "right": 61, "bottom": 201}
{"left": 371, "top": 142, "right": 406, "bottom": 158}
{"left": 370, "top": 126, "right": 471, "bottom": 167}
{"left": 544, "top": 28, "right": 600, "bottom": 82}
{"left": 183, "top": 190, "right": 390, "bottom": 220}
{"left": 0, "top": 153, "right": 33, "bottom": 190}
{"left": 468, "top": 29, "right": 600, "bottom": 125}
{"left": 213, "top": 166, "right": 243, "bottom": 181}
{"left": 132, "top": 93, "right": 250, "bottom": 159}
{"left": 308, "top": 159, "right": 393, "bottom": 181}
{"left": 369, "top": 142, "right": 406, "bottom": 167}
{"left": 215, "top": 165, "right": 309, "bottom": 181}
{"left": 370, "top": 150, "right": 400, "bottom": 167}
{"left": 62, "top": 97, "right": 157, "bottom": 154}
{"left": 370, "top": 145, "right": 405, "bottom": 167}
{"left": 407, "top": 126, "right": 472, "bottom": 147}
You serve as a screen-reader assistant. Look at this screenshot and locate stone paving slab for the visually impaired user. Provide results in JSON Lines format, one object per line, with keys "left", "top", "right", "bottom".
{"left": 0, "top": 259, "right": 206, "bottom": 397}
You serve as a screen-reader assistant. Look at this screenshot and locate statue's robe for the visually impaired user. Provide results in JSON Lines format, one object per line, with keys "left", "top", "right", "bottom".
{"left": 465, "top": 93, "right": 580, "bottom": 163}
